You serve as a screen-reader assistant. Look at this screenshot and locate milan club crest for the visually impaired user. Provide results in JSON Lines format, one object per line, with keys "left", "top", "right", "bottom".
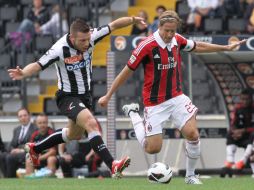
{"left": 147, "top": 123, "right": 152, "bottom": 132}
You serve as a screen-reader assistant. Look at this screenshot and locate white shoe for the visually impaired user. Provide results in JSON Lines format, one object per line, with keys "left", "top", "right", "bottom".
{"left": 122, "top": 103, "right": 139, "bottom": 116}
{"left": 185, "top": 175, "right": 203, "bottom": 184}
{"left": 251, "top": 174, "right": 254, "bottom": 178}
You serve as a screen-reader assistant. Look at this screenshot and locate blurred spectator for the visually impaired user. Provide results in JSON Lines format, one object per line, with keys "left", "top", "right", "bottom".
{"left": 130, "top": 10, "right": 150, "bottom": 36}
{"left": 25, "top": 113, "right": 57, "bottom": 178}
{"left": 245, "top": 0, "right": 254, "bottom": 34}
{"left": 221, "top": 0, "right": 246, "bottom": 18}
{"left": 148, "top": 5, "right": 166, "bottom": 34}
{"left": 224, "top": 89, "right": 254, "bottom": 170}
{"left": 58, "top": 119, "right": 105, "bottom": 178}
{"left": 35, "top": 4, "right": 69, "bottom": 40}
{"left": 0, "top": 108, "right": 37, "bottom": 178}
{"left": 18, "top": 0, "right": 49, "bottom": 36}
{"left": 9, "top": 0, "right": 50, "bottom": 48}
{"left": 187, "top": 0, "right": 219, "bottom": 31}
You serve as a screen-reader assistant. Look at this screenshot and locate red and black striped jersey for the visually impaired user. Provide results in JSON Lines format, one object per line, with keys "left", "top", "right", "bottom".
{"left": 127, "top": 31, "right": 196, "bottom": 106}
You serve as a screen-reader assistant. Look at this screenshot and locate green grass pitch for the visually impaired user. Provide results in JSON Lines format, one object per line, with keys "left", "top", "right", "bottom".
{"left": 0, "top": 177, "right": 253, "bottom": 190}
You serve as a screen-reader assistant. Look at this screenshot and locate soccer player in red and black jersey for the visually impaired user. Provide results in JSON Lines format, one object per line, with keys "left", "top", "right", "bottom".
{"left": 225, "top": 89, "right": 254, "bottom": 170}
{"left": 98, "top": 10, "right": 246, "bottom": 184}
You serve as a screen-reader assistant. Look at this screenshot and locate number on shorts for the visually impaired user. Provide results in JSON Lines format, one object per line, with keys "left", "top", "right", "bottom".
{"left": 185, "top": 101, "right": 195, "bottom": 113}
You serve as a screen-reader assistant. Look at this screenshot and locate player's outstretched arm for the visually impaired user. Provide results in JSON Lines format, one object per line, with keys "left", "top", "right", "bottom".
{"left": 108, "top": 16, "right": 146, "bottom": 32}
{"left": 8, "top": 62, "right": 41, "bottom": 80}
{"left": 193, "top": 39, "right": 247, "bottom": 53}
{"left": 98, "top": 66, "right": 133, "bottom": 107}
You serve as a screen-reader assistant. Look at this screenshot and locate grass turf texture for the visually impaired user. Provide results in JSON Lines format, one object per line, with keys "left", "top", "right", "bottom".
{"left": 0, "top": 177, "right": 253, "bottom": 190}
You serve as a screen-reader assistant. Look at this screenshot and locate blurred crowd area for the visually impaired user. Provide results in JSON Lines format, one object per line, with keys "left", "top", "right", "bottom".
{"left": 130, "top": 0, "right": 254, "bottom": 36}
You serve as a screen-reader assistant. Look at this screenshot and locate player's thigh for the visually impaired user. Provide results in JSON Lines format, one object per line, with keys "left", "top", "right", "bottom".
{"left": 170, "top": 94, "right": 199, "bottom": 140}
{"left": 76, "top": 109, "right": 98, "bottom": 133}
{"left": 171, "top": 94, "right": 197, "bottom": 129}
{"left": 56, "top": 91, "right": 90, "bottom": 122}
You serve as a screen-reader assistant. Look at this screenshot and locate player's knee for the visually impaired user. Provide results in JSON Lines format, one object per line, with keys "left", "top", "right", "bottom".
{"left": 186, "top": 139, "right": 201, "bottom": 159}
{"left": 186, "top": 130, "right": 199, "bottom": 141}
{"left": 144, "top": 143, "right": 162, "bottom": 154}
{"left": 66, "top": 128, "right": 82, "bottom": 140}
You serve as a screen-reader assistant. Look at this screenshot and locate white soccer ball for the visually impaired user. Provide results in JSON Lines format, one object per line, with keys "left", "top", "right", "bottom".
{"left": 147, "top": 162, "right": 172, "bottom": 184}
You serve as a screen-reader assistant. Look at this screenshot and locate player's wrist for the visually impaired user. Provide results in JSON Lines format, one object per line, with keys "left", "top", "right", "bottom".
{"left": 131, "top": 17, "right": 136, "bottom": 24}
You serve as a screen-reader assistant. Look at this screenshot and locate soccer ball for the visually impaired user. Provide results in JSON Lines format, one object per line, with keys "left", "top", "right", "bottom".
{"left": 147, "top": 162, "right": 172, "bottom": 184}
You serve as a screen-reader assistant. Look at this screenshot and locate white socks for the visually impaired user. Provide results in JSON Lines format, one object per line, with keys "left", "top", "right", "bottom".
{"left": 185, "top": 139, "right": 201, "bottom": 177}
{"left": 129, "top": 111, "right": 146, "bottom": 147}
{"left": 226, "top": 144, "right": 252, "bottom": 164}
{"left": 226, "top": 144, "right": 237, "bottom": 163}
{"left": 242, "top": 144, "right": 253, "bottom": 164}
{"left": 250, "top": 162, "right": 254, "bottom": 174}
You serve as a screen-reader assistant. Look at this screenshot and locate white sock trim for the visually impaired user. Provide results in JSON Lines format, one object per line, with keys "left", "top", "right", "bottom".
{"left": 88, "top": 131, "right": 101, "bottom": 140}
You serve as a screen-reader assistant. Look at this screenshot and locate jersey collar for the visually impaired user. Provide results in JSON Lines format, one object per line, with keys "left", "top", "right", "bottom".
{"left": 153, "top": 30, "right": 178, "bottom": 50}
{"left": 66, "top": 33, "right": 75, "bottom": 49}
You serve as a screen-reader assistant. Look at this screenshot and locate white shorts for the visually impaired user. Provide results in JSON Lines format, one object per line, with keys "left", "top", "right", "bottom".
{"left": 143, "top": 94, "right": 198, "bottom": 136}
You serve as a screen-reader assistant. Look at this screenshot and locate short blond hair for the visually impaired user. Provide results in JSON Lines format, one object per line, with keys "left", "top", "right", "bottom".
{"left": 159, "top": 10, "right": 181, "bottom": 27}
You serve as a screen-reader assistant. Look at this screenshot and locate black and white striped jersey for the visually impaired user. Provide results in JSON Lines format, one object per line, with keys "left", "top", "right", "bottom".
{"left": 38, "top": 25, "right": 111, "bottom": 94}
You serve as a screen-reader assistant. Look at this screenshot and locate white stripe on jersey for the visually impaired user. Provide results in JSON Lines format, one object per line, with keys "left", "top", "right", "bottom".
{"left": 38, "top": 25, "right": 111, "bottom": 94}
{"left": 135, "top": 36, "right": 155, "bottom": 55}
{"left": 74, "top": 69, "right": 85, "bottom": 94}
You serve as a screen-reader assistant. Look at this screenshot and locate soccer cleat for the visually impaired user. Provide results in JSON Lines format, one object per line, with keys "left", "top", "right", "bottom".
{"left": 122, "top": 103, "right": 139, "bottom": 116}
{"left": 224, "top": 161, "right": 234, "bottom": 169}
{"left": 24, "top": 143, "right": 40, "bottom": 166}
{"left": 235, "top": 160, "right": 245, "bottom": 170}
{"left": 111, "top": 156, "right": 131, "bottom": 179}
{"left": 185, "top": 175, "right": 203, "bottom": 185}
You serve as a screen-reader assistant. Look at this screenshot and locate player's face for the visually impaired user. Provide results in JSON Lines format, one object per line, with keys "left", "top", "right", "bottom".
{"left": 72, "top": 31, "right": 91, "bottom": 52}
{"left": 159, "top": 22, "right": 177, "bottom": 43}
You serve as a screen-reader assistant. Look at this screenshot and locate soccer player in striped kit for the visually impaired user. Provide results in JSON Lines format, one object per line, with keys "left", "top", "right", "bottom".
{"left": 98, "top": 10, "right": 246, "bottom": 184}
{"left": 8, "top": 16, "right": 146, "bottom": 179}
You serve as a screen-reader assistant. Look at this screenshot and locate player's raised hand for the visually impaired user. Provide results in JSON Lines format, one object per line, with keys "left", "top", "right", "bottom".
{"left": 98, "top": 95, "right": 110, "bottom": 108}
{"left": 8, "top": 66, "right": 24, "bottom": 80}
{"left": 227, "top": 39, "right": 247, "bottom": 51}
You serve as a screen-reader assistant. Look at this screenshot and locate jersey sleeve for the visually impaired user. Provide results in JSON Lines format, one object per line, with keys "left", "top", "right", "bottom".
{"left": 127, "top": 40, "right": 149, "bottom": 71}
{"left": 91, "top": 25, "right": 111, "bottom": 46}
{"left": 176, "top": 33, "right": 196, "bottom": 52}
{"left": 38, "top": 44, "right": 60, "bottom": 70}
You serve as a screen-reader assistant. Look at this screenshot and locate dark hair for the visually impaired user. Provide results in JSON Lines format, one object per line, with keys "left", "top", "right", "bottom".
{"left": 70, "top": 18, "right": 90, "bottom": 35}
{"left": 37, "top": 113, "right": 48, "bottom": 118}
{"left": 156, "top": 5, "right": 166, "bottom": 12}
{"left": 17, "top": 107, "right": 30, "bottom": 115}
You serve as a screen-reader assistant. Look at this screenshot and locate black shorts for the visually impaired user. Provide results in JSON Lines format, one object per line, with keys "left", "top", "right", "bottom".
{"left": 56, "top": 90, "right": 92, "bottom": 122}
{"left": 226, "top": 132, "right": 253, "bottom": 148}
